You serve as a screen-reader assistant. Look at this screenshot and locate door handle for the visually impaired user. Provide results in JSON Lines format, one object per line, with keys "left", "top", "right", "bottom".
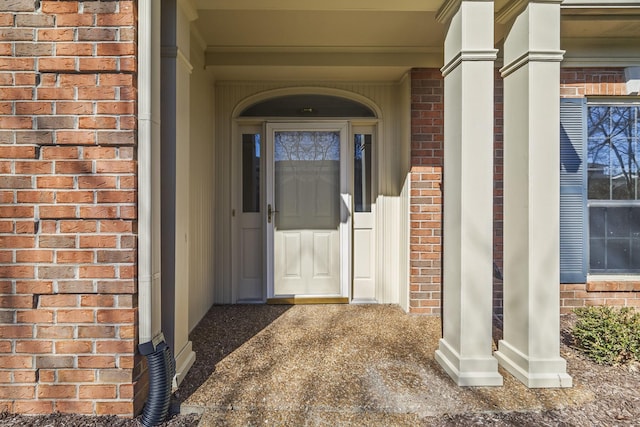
{"left": 267, "top": 204, "right": 278, "bottom": 223}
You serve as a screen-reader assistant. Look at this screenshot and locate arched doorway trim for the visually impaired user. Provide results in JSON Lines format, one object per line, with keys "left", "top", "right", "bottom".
{"left": 232, "top": 87, "right": 383, "bottom": 120}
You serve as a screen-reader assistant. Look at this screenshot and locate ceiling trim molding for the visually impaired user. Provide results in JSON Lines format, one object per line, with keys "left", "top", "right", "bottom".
{"left": 205, "top": 46, "right": 442, "bottom": 54}
{"left": 204, "top": 51, "right": 442, "bottom": 68}
{"left": 561, "top": 0, "right": 640, "bottom": 9}
{"left": 562, "top": 58, "right": 640, "bottom": 67}
{"left": 178, "top": 0, "right": 199, "bottom": 21}
{"left": 195, "top": 0, "right": 444, "bottom": 12}
{"left": 436, "top": 0, "right": 462, "bottom": 23}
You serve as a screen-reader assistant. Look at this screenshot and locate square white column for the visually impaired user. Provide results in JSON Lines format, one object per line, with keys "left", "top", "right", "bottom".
{"left": 434, "top": 0, "right": 502, "bottom": 386}
{"left": 160, "top": 0, "right": 198, "bottom": 387}
{"left": 494, "top": 0, "right": 572, "bottom": 388}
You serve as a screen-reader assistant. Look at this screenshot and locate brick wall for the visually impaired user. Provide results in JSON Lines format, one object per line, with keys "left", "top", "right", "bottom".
{"left": 561, "top": 282, "right": 640, "bottom": 314}
{"left": 493, "top": 70, "right": 504, "bottom": 317}
{"left": 559, "top": 67, "right": 639, "bottom": 312}
{"left": 409, "top": 69, "right": 505, "bottom": 316}
{"left": 560, "top": 67, "right": 627, "bottom": 97}
{"left": 409, "top": 69, "right": 443, "bottom": 314}
{"left": 0, "top": 1, "right": 142, "bottom": 416}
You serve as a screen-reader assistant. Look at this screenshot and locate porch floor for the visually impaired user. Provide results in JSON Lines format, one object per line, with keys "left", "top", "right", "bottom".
{"left": 175, "top": 304, "right": 591, "bottom": 426}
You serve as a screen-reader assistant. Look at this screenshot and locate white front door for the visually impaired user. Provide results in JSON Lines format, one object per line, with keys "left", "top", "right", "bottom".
{"left": 266, "top": 122, "right": 351, "bottom": 299}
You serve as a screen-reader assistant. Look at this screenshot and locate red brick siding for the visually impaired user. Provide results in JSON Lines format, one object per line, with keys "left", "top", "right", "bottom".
{"left": 560, "top": 68, "right": 627, "bottom": 97}
{"left": 0, "top": 1, "right": 141, "bottom": 416}
{"left": 561, "top": 282, "right": 640, "bottom": 314}
{"left": 409, "top": 69, "right": 443, "bottom": 314}
{"left": 493, "top": 70, "right": 504, "bottom": 317}
{"left": 409, "top": 69, "right": 505, "bottom": 316}
{"left": 559, "top": 67, "right": 639, "bottom": 312}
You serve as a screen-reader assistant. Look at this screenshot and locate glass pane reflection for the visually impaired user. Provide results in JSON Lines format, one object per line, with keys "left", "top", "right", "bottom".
{"left": 354, "top": 134, "right": 372, "bottom": 212}
{"left": 242, "top": 134, "right": 260, "bottom": 212}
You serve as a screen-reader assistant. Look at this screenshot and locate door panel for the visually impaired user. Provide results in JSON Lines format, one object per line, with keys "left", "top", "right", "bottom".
{"left": 241, "top": 228, "right": 261, "bottom": 279}
{"left": 352, "top": 128, "right": 376, "bottom": 302}
{"left": 267, "top": 123, "right": 349, "bottom": 298}
{"left": 234, "top": 128, "right": 264, "bottom": 302}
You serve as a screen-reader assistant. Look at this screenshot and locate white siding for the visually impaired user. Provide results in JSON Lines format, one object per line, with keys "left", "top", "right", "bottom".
{"left": 215, "top": 80, "right": 410, "bottom": 305}
{"left": 188, "top": 41, "right": 216, "bottom": 330}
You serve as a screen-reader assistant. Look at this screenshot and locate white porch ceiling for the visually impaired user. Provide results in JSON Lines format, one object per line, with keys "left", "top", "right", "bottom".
{"left": 190, "top": 0, "right": 640, "bottom": 81}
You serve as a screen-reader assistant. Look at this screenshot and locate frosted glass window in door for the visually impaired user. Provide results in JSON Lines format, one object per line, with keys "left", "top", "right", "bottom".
{"left": 274, "top": 131, "right": 340, "bottom": 230}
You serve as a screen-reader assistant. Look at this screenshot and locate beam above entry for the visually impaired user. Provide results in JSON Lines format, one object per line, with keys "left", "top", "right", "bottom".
{"left": 195, "top": 0, "right": 445, "bottom": 12}
{"left": 205, "top": 50, "right": 442, "bottom": 67}
{"left": 203, "top": 50, "right": 444, "bottom": 81}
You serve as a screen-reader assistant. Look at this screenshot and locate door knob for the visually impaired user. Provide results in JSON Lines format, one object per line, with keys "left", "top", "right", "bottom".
{"left": 267, "top": 204, "right": 278, "bottom": 223}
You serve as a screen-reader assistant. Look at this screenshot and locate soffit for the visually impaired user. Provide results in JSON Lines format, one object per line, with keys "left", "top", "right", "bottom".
{"left": 562, "top": 17, "right": 640, "bottom": 37}
{"left": 192, "top": 2, "right": 447, "bottom": 81}
{"left": 194, "top": 0, "right": 445, "bottom": 12}
{"left": 191, "top": 1, "right": 640, "bottom": 81}
{"left": 194, "top": 9, "right": 445, "bottom": 49}
{"left": 560, "top": 2, "right": 640, "bottom": 63}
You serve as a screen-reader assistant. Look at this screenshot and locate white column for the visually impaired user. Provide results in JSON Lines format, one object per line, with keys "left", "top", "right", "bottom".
{"left": 160, "top": 0, "right": 197, "bottom": 387}
{"left": 494, "top": 0, "right": 572, "bottom": 388}
{"left": 434, "top": 0, "right": 502, "bottom": 386}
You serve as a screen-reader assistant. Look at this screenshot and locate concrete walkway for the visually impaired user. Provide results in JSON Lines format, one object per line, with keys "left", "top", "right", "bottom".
{"left": 175, "top": 305, "right": 591, "bottom": 426}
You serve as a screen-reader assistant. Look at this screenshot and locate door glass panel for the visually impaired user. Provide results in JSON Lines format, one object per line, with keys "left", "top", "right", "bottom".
{"left": 354, "top": 134, "right": 372, "bottom": 212}
{"left": 242, "top": 134, "right": 260, "bottom": 212}
{"left": 274, "top": 131, "right": 340, "bottom": 230}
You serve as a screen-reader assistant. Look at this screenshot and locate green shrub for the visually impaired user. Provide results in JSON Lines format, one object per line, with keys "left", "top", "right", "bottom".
{"left": 572, "top": 306, "right": 640, "bottom": 365}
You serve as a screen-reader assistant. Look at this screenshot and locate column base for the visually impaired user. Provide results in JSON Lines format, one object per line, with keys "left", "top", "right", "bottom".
{"left": 435, "top": 338, "right": 503, "bottom": 386}
{"left": 173, "top": 340, "right": 196, "bottom": 390}
{"left": 495, "top": 340, "right": 572, "bottom": 388}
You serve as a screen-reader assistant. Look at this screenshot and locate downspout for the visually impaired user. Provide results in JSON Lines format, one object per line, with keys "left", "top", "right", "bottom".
{"left": 138, "top": 0, "right": 153, "bottom": 352}
{"left": 138, "top": 1, "right": 174, "bottom": 426}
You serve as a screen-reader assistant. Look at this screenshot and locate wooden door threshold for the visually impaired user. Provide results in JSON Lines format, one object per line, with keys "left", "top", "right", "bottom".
{"left": 267, "top": 297, "right": 349, "bottom": 305}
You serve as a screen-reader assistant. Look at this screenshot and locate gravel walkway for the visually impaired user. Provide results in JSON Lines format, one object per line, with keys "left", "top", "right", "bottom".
{"left": 2, "top": 304, "right": 638, "bottom": 426}
{"left": 177, "top": 304, "right": 639, "bottom": 426}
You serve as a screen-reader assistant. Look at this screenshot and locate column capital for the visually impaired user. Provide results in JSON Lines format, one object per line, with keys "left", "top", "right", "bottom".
{"left": 500, "top": 49, "right": 565, "bottom": 77}
{"left": 441, "top": 49, "right": 499, "bottom": 76}
{"left": 496, "top": 0, "right": 562, "bottom": 24}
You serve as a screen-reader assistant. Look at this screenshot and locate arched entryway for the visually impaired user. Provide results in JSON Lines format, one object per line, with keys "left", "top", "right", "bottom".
{"left": 229, "top": 91, "right": 383, "bottom": 304}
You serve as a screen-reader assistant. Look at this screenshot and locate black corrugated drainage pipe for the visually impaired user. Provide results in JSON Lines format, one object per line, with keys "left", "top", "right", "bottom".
{"left": 139, "top": 333, "right": 175, "bottom": 427}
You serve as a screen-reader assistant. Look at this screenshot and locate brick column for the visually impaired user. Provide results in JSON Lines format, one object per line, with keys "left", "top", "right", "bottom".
{"left": 0, "top": 1, "right": 141, "bottom": 415}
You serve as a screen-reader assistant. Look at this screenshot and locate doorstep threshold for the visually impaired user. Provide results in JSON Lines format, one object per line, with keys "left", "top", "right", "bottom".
{"left": 267, "top": 297, "right": 349, "bottom": 305}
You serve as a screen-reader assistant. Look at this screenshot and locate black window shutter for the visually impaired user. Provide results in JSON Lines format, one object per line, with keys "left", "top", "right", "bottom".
{"left": 559, "top": 98, "right": 588, "bottom": 283}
